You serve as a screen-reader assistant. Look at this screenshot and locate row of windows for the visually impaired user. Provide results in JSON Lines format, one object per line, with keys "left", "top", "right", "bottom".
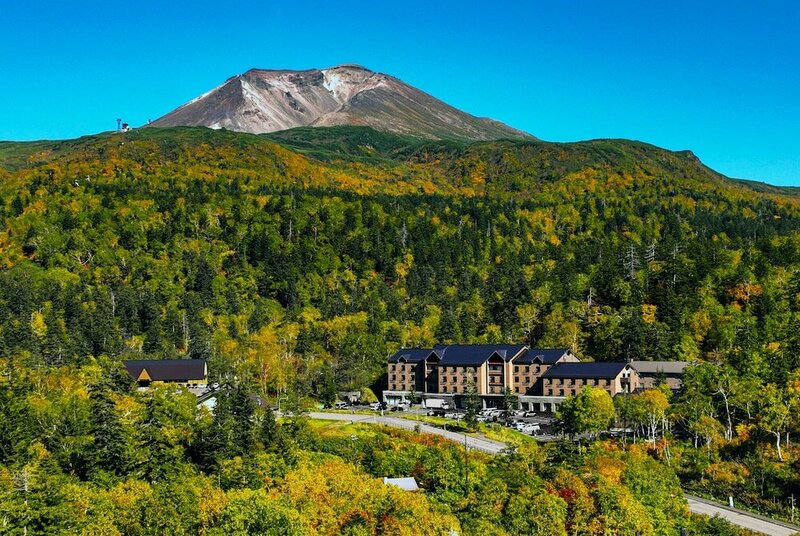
{"left": 437, "top": 366, "right": 479, "bottom": 373}
{"left": 514, "top": 376, "right": 544, "bottom": 385}
{"left": 513, "top": 365, "right": 544, "bottom": 373}
{"left": 439, "top": 376, "right": 478, "bottom": 384}
{"left": 391, "top": 364, "right": 552, "bottom": 374}
{"left": 545, "top": 387, "right": 614, "bottom": 396}
{"left": 547, "top": 378, "right": 612, "bottom": 387}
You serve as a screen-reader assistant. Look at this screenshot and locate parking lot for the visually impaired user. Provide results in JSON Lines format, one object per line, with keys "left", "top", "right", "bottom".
{"left": 420, "top": 407, "right": 557, "bottom": 437}
{"left": 339, "top": 401, "right": 563, "bottom": 439}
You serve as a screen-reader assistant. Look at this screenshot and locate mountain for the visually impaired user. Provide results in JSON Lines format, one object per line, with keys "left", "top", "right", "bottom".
{"left": 148, "top": 64, "right": 534, "bottom": 141}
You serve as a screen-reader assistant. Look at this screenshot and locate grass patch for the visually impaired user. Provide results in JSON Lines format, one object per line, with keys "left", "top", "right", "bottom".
{"left": 478, "top": 424, "right": 535, "bottom": 446}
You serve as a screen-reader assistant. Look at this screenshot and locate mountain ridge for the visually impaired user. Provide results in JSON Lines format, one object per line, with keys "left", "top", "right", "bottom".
{"left": 148, "top": 65, "right": 535, "bottom": 141}
{"left": 2, "top": 125, "right": 798, "bottom": 200}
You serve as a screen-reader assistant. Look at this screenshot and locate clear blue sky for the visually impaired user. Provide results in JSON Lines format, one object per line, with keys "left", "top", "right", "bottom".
{"left": 1, "top": 1, "right": 799, "bottom": 185}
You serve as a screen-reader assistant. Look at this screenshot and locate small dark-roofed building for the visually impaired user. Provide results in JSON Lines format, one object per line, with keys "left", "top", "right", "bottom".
{"left": 123, "top": 359, "right": 207, "bottom": 387}
{"left": 630, "top": 361, "right": 689, "bottom": 391}
{"left": 542, "top": 361, "right": 637, "bottom": 397}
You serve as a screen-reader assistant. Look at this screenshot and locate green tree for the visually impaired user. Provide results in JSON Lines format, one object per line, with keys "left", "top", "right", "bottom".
{"left": 464, "top": 379, "right": 482, "bottom": 429}
{"left": 758, "top": 383, "right": 791, "bottom": 461}
{"left": 88, "top": 384, "right": 129, "bottom": 477}
{"left": 691, "top": 415, "right": 724, "bottom": 459}
{"left": 318, "top": 363, "right": 337, "bottom": 408}
{"left": 502, "top": 387, "right": 518, "bottom": 423}
{"left": 556, "top": 386, "right": 616, "bottom": 441}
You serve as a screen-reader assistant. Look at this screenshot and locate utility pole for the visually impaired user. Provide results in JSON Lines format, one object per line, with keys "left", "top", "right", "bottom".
{"left": 464, "top": 433, "right": 469, "bottom": 496}
{"left": 791, "top": 493, "right": 795, "bottom": 523}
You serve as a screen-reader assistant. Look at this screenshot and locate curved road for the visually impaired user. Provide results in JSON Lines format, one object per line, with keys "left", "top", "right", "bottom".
{"left": 308, "top": 412, "right": 506, "bottom": 454}
{"left": 309, "top": 412, "right": 800, "bottom": 536}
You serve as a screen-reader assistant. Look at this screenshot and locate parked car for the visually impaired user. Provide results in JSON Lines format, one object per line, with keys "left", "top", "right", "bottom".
{"left": 390, "top": 405, "right": 406, "bottom": 412}
{"left": 334, "top": 401, "right": 348, "bottom": 409}
{"left": 369, "top": 402, "right": 381, "bottom": 410}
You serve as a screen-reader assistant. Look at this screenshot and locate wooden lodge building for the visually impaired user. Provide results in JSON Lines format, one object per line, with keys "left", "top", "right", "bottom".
{"left": 541, "top": 361, "right": 636, "bottom": 398}
{"left": 629, "top": 360, "right": 689, "bottom": 390}
{"left": 385, "top": 345, "right": 684, "bottom": 412}
{"left": 123, "top": 359, "right": 208, "bottom": 388}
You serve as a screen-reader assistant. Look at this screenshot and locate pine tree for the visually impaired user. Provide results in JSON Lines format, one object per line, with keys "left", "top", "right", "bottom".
{"left": 319, "top": 364, "right": 337, "bottom": 409}
{"left": 89, "top": 385, "right": 128, "bottom": 476}
{"left": 464, "top": 380, "right": 482, "bottom": 429}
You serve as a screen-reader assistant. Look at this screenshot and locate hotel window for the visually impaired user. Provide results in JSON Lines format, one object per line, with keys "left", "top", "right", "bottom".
{"left": 514, "top": 366, "right": 519, "bottom": 373}
{"left": 559, "top": 389, "right": 564, "bottom": 396}
{"left": 391, "top": 375, "right": 396, "bottom": 380}
{"left": 442, "top": 386, "right": 447, "bottom": 393}
{"left": 472, "top": 376, "right": 478, "bottom": 383}
{"left": 514, "top": 376, "right": 519, "bottom": 384}
{"left": 515, "top": 386, "right": 520, "bottom": 393}
{"left": 525, "top": 366, "right": 530, "bottom": 373}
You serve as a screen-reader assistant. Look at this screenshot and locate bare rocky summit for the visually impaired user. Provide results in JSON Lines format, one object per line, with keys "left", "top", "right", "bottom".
{"left": 149, "top": 65, "right": 534, "bottom": 141}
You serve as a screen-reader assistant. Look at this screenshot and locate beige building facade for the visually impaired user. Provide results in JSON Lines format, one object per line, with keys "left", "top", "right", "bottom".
{"left": 385, "top": 345, "right": 677, "bottom": 410}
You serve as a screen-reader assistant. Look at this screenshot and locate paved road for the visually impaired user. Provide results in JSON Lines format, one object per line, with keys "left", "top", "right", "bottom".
{"left": 685, "top": 495, "right": 799, "bottom": 536}
{"left": 307, "top": 412, "right": 507, "bottom": 454}
{"left": 309, "top": 411, "right": 800, "bottom": 536}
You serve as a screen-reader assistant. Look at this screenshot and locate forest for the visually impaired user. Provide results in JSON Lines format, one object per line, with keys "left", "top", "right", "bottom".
{"left": 0, "top": 365, "right": 750, "bottom": 535}
{"left": 1, "top": 125, "right": 800, "bottom": 532}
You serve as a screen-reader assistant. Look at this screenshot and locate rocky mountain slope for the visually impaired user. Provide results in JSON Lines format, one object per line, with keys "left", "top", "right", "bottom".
{"left": 148, "top": 65, "right": 534, "bottom": 141}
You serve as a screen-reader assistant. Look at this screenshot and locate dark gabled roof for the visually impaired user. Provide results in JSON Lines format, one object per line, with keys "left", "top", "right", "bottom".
{"left": 123, "top": 359, "right": 207, "bottom": 382}
{"left": 542, "top": 362, "right": 629, "bottom": 380}
{"left": 432, "top": 344, "right": 528, "bottom": 366}
{"left": 513, "top": 348, "right": 572, "bottom": 365}
{"left": 388, "top": 348, "right": 433, "bottom": 364}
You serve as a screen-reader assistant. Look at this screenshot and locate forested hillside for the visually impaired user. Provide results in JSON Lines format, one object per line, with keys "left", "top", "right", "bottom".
{"left": 2, "top": 126, "right": 800, "bottom": 392}
{"left": 0, "top": 374, "right": 741, "bottom": 535}
{"left": 3, "top": 125, "right": 800, "bottom": 533}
